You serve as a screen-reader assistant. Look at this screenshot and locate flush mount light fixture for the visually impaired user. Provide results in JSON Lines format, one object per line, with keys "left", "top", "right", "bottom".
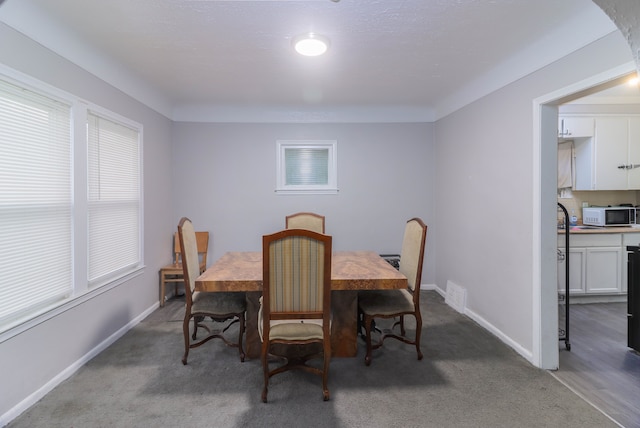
{"left": 293, "top": 33, "right": 330, "bottom": 57}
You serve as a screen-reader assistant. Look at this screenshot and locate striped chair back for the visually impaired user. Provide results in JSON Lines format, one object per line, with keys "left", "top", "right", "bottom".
{"left": 268, "top": 235, "right": 326, "bottom": 313}
{"left": 262, "top": 229, "right": 332, "bottom": 322}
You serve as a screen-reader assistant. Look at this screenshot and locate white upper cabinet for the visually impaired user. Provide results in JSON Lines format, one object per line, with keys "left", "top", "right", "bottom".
{"left": 572, "top": 115, "right": 640, "bottom": 190}
{"left": 594, "top": 117, "right": 630, "bottom": 190}
{"left": 628, "top": 118, "right": 640, "bottom": 189}
{"left": 558, "top": 116, "right": 594, "bottom": 138}
{"left": 594, "top": 116, "right": 640, "bottom": 190}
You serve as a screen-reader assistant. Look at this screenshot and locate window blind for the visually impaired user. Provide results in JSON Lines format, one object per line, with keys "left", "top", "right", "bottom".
{"left": 285, "top": 147, "right": 329, "bottom": 186}
{"left": 0, "top": 79, "right": 72, "bottom": 327}
{"left": 87, "top": 112, "right": 141, "bottom": 286}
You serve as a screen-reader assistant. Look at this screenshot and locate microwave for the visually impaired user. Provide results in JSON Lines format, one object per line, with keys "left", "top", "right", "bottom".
{"left": 582, "top": 206, "right": 636, "bottom": 227}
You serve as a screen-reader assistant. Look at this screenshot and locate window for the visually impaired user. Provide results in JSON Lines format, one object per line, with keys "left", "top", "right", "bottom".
{"left": 87, "top": 112, "right": 142, "bottom": 286}
{"left": 276, "top": 140, "right": 338, "bottom": 194}
{"left": 0, "top": 69, "right": 143, "bottom": 335}
{"left": 0, "top": 78, "right": 73, "bottom": 330}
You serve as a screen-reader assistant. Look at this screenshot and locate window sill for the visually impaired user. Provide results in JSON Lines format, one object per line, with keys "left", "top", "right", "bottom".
{"left": 275, "top": 188, "right": 339, "bottom": 195}
{"left": 0, "top": 266, "right": 145, "bottom": 344}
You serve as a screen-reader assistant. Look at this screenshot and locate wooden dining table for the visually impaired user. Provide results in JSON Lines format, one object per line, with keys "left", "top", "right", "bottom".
{"left": 195, "top": 250, "right": 407, "bottom": 358}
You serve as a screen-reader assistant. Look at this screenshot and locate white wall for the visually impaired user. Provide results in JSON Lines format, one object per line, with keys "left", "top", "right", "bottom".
{"left": 0, "top": 23, "right": 174, "bottom": 422}
{"left": 433, "top": 30, "right": 633, "bottom": 362}
{"left": 170, "top": 122, "right": 436, "bottom": 283}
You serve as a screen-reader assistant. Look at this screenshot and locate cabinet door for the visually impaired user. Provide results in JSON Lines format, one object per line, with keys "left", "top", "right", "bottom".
{"left": 559, "top": 116, "right": 594, "bottom": 138}
{"left": 628, "top": 117, "right": 640, "bottom": 189}
{"left": 585, "top": 247, "right": 622, "bottom": 294}
{"left": 594, "top": 117, "right": 629, "bottom": 190}
{"left": 558, "top": 248, "right": 586, "bottom": 294}
{"left": 573, "top": 138, "right": 594, "bottom": 190}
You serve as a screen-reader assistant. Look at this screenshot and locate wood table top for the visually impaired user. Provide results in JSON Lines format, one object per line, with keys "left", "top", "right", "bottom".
{"left": 196, "top": 250, "right": 407, "bottom": 292}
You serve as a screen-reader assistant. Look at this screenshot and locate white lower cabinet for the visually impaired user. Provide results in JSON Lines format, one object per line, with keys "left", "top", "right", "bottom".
{"left": 585, "top": 247, "right": 622, "bottom": 293}
{"left": 558, "top": 233, "right": 625, "bottom": 295}
{"left": 557, "top": 248, "right": 585, "bottom": 294}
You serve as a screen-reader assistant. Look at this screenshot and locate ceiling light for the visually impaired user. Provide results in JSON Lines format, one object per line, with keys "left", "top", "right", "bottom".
{"left": 293, "top": 33, "right": 330, "bottom": 57}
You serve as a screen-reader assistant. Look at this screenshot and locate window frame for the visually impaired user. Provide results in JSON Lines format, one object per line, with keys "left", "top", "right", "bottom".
{"left": 275, "top": 140, "right": 338, "bottom": 195}
{"left": 0, "top": 64, "right": 144, "bottom": 342}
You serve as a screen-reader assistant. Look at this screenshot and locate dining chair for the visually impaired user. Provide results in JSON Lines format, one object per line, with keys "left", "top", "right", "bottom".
{"left": 358, "top": 217, "right": 427, "bottom": 366}
{"left": 260, "top": 228, "right": 332, "bottom": 402}
{"left": 158, "top": 231, "right": 209, "bottom": 307}
{"left": 177, "top": 217, "right": 246, "bottom": 364}
{"left": 285, "top": 212, "right": 325, "bottom": 234}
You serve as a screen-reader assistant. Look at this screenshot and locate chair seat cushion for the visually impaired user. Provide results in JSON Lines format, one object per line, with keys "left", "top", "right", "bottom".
{"left": 266, "top": 319, "right": 325, "bottom": 341}
{"left": 258, "top": 301, "right": 327, "bottom": 341}
{"left": 191, "top": 291, "right": 246, "bottom": 315}
{"left": 358, "top": 289, "right": 415, "bottom": 316}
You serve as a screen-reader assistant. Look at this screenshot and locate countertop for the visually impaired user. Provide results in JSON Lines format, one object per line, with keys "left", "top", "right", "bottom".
{"left": 558, "top": 225, "right": 640, "bottom": 234}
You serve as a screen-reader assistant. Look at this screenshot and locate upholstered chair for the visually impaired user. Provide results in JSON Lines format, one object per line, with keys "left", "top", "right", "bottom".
{"left": 260, "top": 228, "right": 332, "bottom": 402}
{"left": 285, "top": 212, "right": 325, "bottom": 234}
{"left": 358, "top": 218, "right": 427, "bottom": 366}
{"left": 178, "top": 217, "right": 246, "bottom": 364}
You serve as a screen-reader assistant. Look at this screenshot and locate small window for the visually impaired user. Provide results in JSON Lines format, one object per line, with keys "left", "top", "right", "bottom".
{"left": 276, "top": 140, "right": 338, "bottom": 194}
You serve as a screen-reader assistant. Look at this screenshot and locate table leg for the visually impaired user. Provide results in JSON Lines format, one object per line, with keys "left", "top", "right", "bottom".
{"left": 331, "top": 290, "right": 358, "bottom": 357}
{"left": 159, "top": 273, "right": 166, "bottom": 307}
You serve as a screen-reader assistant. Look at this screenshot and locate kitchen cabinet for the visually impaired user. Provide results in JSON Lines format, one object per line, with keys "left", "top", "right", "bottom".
{"left": 585, "top": 247, "right": 622, "bottom": 293}
{"left": 557, "top": 247, "right": 586, "bottom": 295}
{"left": 558, "top": 233, "right": 624, "bottom": 295}
{"left": 558, "top": 116, "right": 594, "bottom": 138}
{"left": 593, "top": 116, "right": 640, "bottom": 190}
{"left": 572, "top": 115, "right": 640, "bottom": 190}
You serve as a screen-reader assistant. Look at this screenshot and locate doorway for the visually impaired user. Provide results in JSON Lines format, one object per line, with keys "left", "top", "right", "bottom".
{"left": 535, "top": 63, "right": 640, "bottom": 426}
{"left": 535, "top": 61, "right": 637, "bottom": 370}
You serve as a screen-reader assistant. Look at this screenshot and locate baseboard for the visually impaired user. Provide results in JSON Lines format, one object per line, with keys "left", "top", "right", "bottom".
{"left": 463, "top": 307, "right": 534, "bottom": 363}
{"left": 420, "top": 283, "right": 534, "bottom": 364}
{"left": 0, "top": 302, "right": 159, "bottom": 427}
{"left": 421, "top": 283, "right": 445, "bottom": 298}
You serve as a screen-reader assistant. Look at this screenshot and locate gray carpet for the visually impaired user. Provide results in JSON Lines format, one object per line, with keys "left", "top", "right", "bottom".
{"left": 8, "top": 292, "right": 618, "bottom": 428}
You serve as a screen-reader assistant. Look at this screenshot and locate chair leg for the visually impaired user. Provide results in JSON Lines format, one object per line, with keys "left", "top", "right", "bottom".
{"left": 322, "top": 338, "right": 331, "bottom": 401}
{"left": 182, "top": 316, "right": 191, "bottom": 365}
{"left": 192, "top": 316, "right": 203, "bottom": 340}
{"left": 261, "top": 342, "right": 270, "bottom": 403}
{"left": 363, "top": 314, "right": 374, "bottom": 366}
{"left": 414, "top": 312, "right": 424, "bottom": 361}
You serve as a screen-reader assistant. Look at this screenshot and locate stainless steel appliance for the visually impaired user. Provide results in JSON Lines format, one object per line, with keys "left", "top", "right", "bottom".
{"left": 582, "top": 206, "right": 636, "bottom": 227}
{"left": 626, "top": 245, "right": 640, "bottom": 353}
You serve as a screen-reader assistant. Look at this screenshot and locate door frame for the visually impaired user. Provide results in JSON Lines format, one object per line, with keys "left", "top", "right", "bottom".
{"left": 532, "top": 61, "right": 637, "bottom": 369}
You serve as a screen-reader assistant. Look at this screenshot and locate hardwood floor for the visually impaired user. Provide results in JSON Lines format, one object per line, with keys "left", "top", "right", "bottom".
{"left": 554, "top": 302, "right": 640, "bottom": 428}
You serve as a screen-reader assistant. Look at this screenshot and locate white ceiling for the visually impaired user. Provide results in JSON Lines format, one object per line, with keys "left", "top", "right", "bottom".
{"left": 0, "top": 0, "right": 622, "bottom": 121}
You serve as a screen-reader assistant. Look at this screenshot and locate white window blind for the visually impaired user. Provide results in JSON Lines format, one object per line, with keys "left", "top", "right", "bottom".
{"left": 285, "top": 147, "right": 329, "bottom": 185}
{"left": 276, "top": 140, "right": 338, "bottom": 194}
{"left": 0, "top": 79, "right": 72, "bottom": 327}
{"left": 87, "top": 112, "right": 141, "bottom": 286}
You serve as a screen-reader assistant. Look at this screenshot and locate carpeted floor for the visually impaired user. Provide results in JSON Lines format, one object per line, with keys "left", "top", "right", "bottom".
{"left": 7, "top": 292, "right": 619, "bottom": 428}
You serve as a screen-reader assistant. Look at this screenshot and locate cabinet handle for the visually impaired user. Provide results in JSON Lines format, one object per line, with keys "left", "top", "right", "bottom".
{"left": 618, "top": 164, "right": 627, "bottom": 169}
{"left": 629, "top": 164, "right": 640, "bottom": 170}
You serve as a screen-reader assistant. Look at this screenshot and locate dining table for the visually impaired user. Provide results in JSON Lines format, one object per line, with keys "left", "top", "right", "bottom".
{"left": 195, "top": 250, "right": 407, "bottom": 358}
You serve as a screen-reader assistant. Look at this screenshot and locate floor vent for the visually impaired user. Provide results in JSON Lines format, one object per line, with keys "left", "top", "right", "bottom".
{"left": 445, "top": 280, "right": 466, "bottom": 313}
